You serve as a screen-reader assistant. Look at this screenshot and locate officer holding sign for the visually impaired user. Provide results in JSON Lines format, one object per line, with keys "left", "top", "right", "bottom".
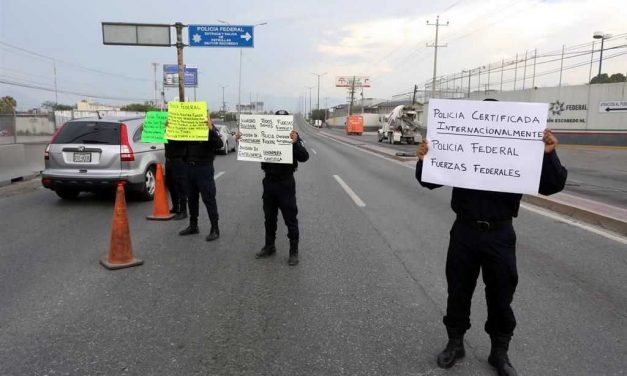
{"left": 178, "top": 120, "right": 223, "bottom": 241}
{"left": 415, "top": 100, "right": 567, "bottom": 376}
{"left": 242, "top": 110, "right": 309, "bottom": 266}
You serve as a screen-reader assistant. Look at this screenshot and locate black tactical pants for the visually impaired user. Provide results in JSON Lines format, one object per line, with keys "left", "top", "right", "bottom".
{"left": 186, "top": 163, "right": 218, "bottom": 226}
{"left": 262, "top": 175, "right": 299, "bottom": 242}
{"left": 443, "top": 219, "right": 518, "bottom": 338}
{"left": 165, "top": 158, "right": 187, "bottom": 211}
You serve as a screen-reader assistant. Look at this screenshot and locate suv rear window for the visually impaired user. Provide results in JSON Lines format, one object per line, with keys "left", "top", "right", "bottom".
{"left": 53, "top": 121, "right": 120, "bottom": 145}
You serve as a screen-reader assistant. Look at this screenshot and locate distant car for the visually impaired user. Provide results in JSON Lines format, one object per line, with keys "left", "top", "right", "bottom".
{"left": 214, "top": 122, "right": 237, "bottom": 155}
{"left": 41, "top": 116, "right": 165, "bottom": 200}
{"left": 314, "top": 119, "right": 323, "bottom": 128}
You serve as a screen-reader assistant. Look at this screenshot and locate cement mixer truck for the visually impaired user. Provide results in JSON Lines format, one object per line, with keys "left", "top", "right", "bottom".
{"left": 377, "top": 105, "right": 422, "bottom": 145}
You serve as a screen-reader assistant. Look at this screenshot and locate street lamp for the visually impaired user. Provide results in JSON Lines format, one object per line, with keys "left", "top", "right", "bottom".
{"left": 219, "top": 85, "right": 227, "bottom": 115}
{"left": 312, "top": 72, "right": 327, "bottom": 111}
{"left": 593, "top": 31, "right": 611, "bottom": 78}
{"left": 218, "top": 20, "right": 267, "bottom": 119}
{"left": 305, "top": 86, "right": 313, "bottom": 121}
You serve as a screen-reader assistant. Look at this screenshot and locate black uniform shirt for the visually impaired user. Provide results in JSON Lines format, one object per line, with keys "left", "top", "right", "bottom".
{"left": 184, "top": 127, "right": 223, "bottom": 164}
{"left": 415, "top": 151, "right": 568, "bottom": 221}
{"left": 261, "top": 136, "right": 309, "bottom": 176}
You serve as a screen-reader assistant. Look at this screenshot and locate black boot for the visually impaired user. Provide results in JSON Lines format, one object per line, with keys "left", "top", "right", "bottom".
{"left": 206, "top": 223, "right": 220, "bottom": 241}
{"left": 179, "top": 219, "right": 199, "bottom": 236}
{"left": 173, "top": 207, "right": 187, "bottom": 221}
{"left": 173, "top": 200, "right": 187, "bottom": 220}
{"left": 288, "top": 239, "right": 299, "bottom": 266}
{"left": 437, "top": 337, "right": 465, "bottom": 368}
{"left": 488, "top": 335, "right": 517, "bottom": 376}
{"left": 256, "top": 237, "right": 276, "bottom": 258}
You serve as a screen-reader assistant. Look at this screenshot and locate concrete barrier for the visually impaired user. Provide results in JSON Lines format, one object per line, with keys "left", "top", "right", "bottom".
{"left": 0, "top": 143, "right": 46, "bottom": 187}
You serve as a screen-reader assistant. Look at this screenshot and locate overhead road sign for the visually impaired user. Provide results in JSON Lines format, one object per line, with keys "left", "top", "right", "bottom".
{"left": 599, "top": 101, "right": 627, "bottom": 113}
{"left": 336, "top": 76, "right": 371, "bottom": 88}
{"left": 188, "top": 25, "right": 254, "bottom": 48}
{"left": 163, "top": 65, "right": 198, "bottom": 87}
{"left": 102, "top": 22, "right": 171, "bottom": 47}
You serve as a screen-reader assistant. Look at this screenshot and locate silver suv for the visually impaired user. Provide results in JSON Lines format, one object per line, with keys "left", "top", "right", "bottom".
{"left": 41, "top": 116, "right": 165, "bottom": 200}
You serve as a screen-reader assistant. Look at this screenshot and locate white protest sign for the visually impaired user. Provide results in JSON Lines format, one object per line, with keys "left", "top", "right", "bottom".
{"left": 237, "top": 114, "right": 294, "bottom": 164}
{"left": 422, "top": 99, "right": 548, "bottom": 194}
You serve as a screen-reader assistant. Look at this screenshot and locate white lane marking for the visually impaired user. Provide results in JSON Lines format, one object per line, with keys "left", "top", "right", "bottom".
{"left": 316, "top": 133, "right": 626, "bottom": 244}
{"left": 521, "top": 203, "right": 627, "bottom": 244}
{"left": 333, "top": 175, "right": 366, "bottom": 208}
{"left": 311, "top": 148, "right": 317, "bottom": 155}
{"left": 214, "top": 171, "right": 225, "bottom": 180}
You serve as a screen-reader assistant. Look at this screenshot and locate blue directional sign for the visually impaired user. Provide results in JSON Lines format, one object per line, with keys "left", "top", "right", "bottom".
{"left": 188, "top": 25, "right": 254, "bottom": 48}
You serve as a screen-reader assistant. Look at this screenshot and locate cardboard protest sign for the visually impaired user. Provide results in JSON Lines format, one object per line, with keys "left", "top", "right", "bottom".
{"left": 166, "top": 101, "right": 208, "bottom": 141}
{"left": 141, "top": 111, "right": 168, "bottom": 143}
{"left": 422, "top": 99, "right": 548, "bottom": 194}
{"left": 237, "top": 114, "right": 294, "bottom": 164}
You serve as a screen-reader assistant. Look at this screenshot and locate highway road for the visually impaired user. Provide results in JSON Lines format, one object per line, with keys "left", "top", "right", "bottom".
{"left": 0, "top": 115, "right": 626, "bottom": 375}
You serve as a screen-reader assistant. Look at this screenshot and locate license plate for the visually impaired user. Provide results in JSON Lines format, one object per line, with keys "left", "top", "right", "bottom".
{"left": 73, "top": 152, "right": 91, "bottom": 163}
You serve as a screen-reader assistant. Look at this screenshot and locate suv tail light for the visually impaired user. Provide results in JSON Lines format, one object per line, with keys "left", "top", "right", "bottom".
{"left": 45, "top": 123, "right": 65, "bottom": 160}
{"left": 119, "top": 123, "right": 135, "bottom": 162}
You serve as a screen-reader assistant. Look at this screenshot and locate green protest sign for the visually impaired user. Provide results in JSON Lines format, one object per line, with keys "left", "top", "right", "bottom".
{"left": 166, "top": 101, "right": 209, "bottom": 141}
{"left": 141, "top": 111, "right": 168, "bottom": 143}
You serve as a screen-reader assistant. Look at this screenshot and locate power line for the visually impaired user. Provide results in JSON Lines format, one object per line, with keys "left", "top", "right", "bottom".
{"left": 0, "top": 40, "right": 152, "bottom": 82}
{"left": 0, "top": 78, "right": 151, "bottom": 102}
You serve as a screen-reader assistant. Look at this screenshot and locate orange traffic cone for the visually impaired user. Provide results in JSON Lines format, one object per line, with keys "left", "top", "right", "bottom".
{"left": 100, "top": 182, "right": 144, "bottom": 270}
{"left": 146, "top": 163, "right": 175, "bottom": 220}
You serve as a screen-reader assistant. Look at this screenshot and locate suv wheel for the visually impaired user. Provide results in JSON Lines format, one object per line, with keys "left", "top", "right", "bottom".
{"left": 137, "top": 166, "right": 156, "bottom": 201}
{"left": 223, "top": 142, "right": 229, "bottom": 155}
{"left": 55, "top": 188, "right": 80, "bottom": 200}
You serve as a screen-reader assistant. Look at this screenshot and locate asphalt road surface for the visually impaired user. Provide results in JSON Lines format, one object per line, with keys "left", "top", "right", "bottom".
{"left": 1, "top": 115, "right": 626, "bottom": 375}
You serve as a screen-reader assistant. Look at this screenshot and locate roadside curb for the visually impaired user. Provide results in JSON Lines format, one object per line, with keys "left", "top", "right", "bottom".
{"left": 319, "top": 130, "right": 627, "bottom": 237}
{"left": 0, "top": 171, "right": 40, "bottom": 188}
{"left": 523, "top": 194, "right": 627, "bottom": 236}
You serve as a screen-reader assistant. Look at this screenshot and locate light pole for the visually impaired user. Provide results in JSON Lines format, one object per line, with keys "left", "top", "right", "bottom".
{"left": 312, "top": 72, "right": 327, "bottom": 111}
{"left": 219, "top": 85, "right": 227, "bottom": 115}
{"left": 305, "top": 86, "right": 313, "bottom": 120}
{"left": 218, "top": 20, "right": 267, "bottom": 119}
{"left": 593, "top": 31, "right": 610, "bottom": 78}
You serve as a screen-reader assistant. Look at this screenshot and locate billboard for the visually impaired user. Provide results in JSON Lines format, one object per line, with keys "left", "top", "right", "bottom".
{"left": 163, "top": 65, "right": 198, "bottom": 87}
{"left": 336, "top": 76, "right": 371, "bottom": 88}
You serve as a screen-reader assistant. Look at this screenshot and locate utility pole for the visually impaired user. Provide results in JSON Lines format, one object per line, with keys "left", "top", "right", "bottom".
{"left": 426, "top": 15, "right": 448, "bottom": 99}
{"left": 174, "top": 22, "right": 186, "bottom": 102}
{"left": 558, "top": 45, "right": 565, "bottom": 88}
{"left": 312, "top": 72, "right": 327, "bottom": 111}
{"left": 152, "top": 63, "right": 159, "bottom": 107}
{"left": 305, "top": 86, "right": 313, "bottom": 120}
{"left": 220, "top": 85, "right": 227, "bottom": 114}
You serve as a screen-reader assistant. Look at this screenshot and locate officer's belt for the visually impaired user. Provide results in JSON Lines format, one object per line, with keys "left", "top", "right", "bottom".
{"left": 456, "top": 216, "right": 512, "bottom": 232}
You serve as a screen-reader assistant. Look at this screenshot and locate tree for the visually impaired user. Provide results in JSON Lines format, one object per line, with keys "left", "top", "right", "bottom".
{"left": 225, "top": 112, "right": 237, "bottom": 122}
{"left": 311, "top": 109, "right": 326, "bottom": 121}
{"left": 0, "top": 96, "right": 17, "bottom": 113}
{"left": 590, "top": 73, "right": 627, "bottom": 84}
{"left": 121, "top": 102, "right": 159, "bottom": 112}
{"left": 42, "top": 101, "right": 73, "bottom": 111}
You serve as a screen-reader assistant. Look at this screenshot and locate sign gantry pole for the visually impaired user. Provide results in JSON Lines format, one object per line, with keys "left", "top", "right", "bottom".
{"left": 174, "top": 22, "right": 186, "bottom": 102}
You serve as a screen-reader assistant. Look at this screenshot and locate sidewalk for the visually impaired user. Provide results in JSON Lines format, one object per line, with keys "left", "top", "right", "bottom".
{"left": 318, "top": 130, "right": 627, "bottom": 237}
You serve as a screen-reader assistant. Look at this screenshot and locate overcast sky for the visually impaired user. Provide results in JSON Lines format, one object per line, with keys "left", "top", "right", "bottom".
{"left": 1, "top": 0, "right": 626, "bottom": 112}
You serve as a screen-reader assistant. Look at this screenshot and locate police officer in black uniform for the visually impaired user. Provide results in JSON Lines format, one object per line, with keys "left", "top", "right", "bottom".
{"left": 254, "top": 110, "right": 309, "bottom": 266}
{"left": 178, "top": 120, "right": 223, "bottom": 241}
{"left": 415, "top": 118, "right": 567, "bottom": 375}
{"left": 165, "top": 140, "right": 187, "bottom": 220}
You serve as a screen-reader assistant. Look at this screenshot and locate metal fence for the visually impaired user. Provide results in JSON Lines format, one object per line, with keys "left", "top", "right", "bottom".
{"left": 392, "top": 33, "right": 627, "bottom": 103}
